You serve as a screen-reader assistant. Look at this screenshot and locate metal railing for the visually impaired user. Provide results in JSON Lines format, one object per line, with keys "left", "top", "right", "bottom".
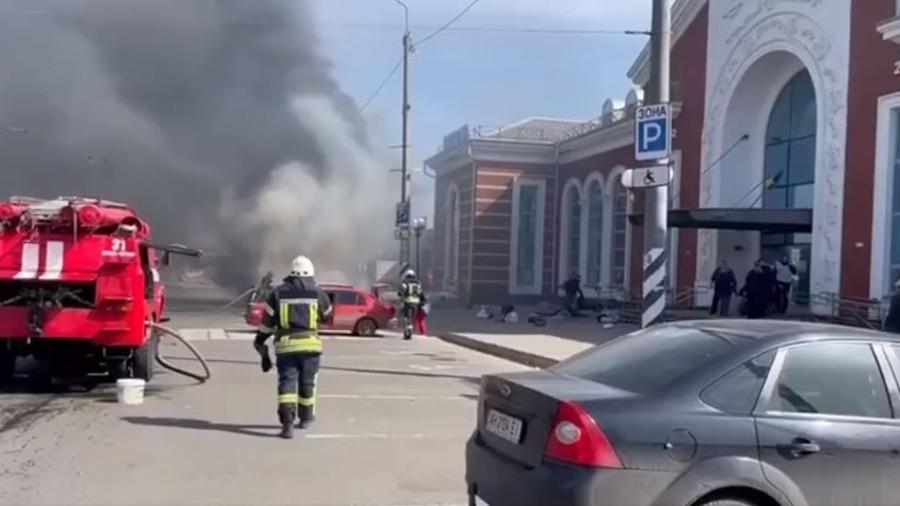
{"left": 599, "top": 287, "right": 890, "bottom": 331}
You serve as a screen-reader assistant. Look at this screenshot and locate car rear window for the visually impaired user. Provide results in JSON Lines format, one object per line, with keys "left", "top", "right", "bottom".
{"left": 335, "top": 291, "right": 363, "bottom": 305}
{"left": 701, "top": 350, "right": 776, "bottom": 415}
{"left": 552, "top": 326, "right": 755, "bottom": 394}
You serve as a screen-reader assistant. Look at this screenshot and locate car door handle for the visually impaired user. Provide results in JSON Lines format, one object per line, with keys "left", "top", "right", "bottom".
{"left": 789, "top": 439, "right": 821, "bottom": 456}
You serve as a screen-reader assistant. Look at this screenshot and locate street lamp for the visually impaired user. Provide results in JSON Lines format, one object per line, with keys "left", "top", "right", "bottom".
{"left": 412, "top": 217, "right": 427, "bottom": 274}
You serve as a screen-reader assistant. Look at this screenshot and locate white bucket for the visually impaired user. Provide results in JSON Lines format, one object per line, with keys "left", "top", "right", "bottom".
{"left": 116, "top": 378, "right": 146, "bottom": 405}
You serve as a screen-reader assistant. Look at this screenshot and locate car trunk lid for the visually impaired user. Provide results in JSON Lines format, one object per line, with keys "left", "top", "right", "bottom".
{"left": 478, "top": 370, "right": 634, "bottom": 469}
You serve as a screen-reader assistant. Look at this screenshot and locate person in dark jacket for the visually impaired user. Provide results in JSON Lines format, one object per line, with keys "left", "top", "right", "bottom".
{"left": 741, "top": 260, "right": 772, "bottom": 319}
{"left": 561, "top": 272, "right": 585, "bottom": 317}
{"left": 761, "top": 260, "right": 778, "bottom": 316}
{"left": 885, "top": 279, "right": 900, "bottom": 333}
{"left": 710, "top": 260, "right": 738, "bottom": 316}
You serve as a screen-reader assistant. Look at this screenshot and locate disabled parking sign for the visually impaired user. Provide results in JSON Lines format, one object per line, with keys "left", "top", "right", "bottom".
{"left": 635, "top": 103, "right": 672, "bottom": 162}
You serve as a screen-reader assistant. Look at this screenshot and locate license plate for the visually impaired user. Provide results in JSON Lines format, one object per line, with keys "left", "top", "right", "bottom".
{"left": 485, "top": 409, "right": 523, "bottom": 444}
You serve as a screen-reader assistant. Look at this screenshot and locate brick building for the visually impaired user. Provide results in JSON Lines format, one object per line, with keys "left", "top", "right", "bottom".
{"left": 427, "top": 0, "right": 900, "bottom": 313}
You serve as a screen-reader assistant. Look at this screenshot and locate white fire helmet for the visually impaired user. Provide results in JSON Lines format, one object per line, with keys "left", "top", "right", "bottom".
{"left": 402, "top": 269, "right": 416, "bottom": 280}
{"left": 291, "top": 255, "right": 315, "bottom": 278}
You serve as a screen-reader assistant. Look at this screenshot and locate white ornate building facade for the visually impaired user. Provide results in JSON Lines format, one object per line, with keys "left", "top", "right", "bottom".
{"left": 427, "top": 0, "right": 900, "bottom": 312}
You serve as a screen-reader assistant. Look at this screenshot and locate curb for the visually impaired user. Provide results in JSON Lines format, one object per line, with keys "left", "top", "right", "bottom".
{"left": 437, "top": 333, "right": 558, "bottom": 369}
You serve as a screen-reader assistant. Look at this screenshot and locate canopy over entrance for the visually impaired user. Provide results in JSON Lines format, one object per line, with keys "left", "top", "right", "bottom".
{"left": 630, "top": 208, "right": 813, "bottom": 233}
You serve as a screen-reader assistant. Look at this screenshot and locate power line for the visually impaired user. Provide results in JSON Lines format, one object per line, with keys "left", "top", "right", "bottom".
{"left": 359, "top": 0, "right": 483, "bottom": 112}
{"left": 414, "top": 0, "right": 481, "bottom": 47}
{"left": 323, "top": 21, "right": 648, "bottom": 36}
{"left": 359, "top": 57, "right": 403, "bottom": 112}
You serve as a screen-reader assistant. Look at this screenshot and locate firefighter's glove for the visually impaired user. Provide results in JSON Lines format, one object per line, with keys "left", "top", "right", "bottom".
{"left": 254, "top": 342, "right": 273, "bottom": 373}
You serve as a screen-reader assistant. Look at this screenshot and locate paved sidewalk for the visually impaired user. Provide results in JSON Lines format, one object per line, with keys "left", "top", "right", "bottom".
{"left": 429, "top": 308, "right": 638, "bottom": 367}
{"left": 168, "top": 306, "right": 640, "bottom": 367}
{"left": 438, "top": 333, "right": 593, "bottom": 368}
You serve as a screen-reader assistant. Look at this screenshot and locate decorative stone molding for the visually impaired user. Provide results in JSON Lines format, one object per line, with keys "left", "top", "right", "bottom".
{"left": 698, "top": 2, "right": 849, "bottom": 309}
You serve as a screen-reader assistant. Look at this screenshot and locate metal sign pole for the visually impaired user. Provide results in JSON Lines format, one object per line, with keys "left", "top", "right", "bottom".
{"left": 642, "top": 0, "right": 671, "bottom": 328}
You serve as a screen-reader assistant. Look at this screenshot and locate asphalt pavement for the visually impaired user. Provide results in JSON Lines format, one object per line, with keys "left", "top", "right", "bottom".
{"left": 0, "top": 304, "right": 528, "bottom": 506}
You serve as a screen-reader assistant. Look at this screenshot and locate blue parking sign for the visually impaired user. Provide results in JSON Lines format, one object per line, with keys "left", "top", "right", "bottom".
{"left": 635, "top": 104, "right": 671, "bottom": 161}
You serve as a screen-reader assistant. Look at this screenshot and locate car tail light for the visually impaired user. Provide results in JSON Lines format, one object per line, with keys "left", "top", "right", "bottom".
{"left": 105, "top": 302, "right": 132, "bottom": 312}
{"left": 544, "top": 401, "right": 622, "bottom": 469}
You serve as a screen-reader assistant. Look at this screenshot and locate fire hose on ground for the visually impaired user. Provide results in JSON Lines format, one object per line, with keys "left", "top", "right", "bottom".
{"left": 151, "top": 323, "right": 212, "bottom": 383}
{"left": 147, "top": 288, "right": 256, "bottom": 383}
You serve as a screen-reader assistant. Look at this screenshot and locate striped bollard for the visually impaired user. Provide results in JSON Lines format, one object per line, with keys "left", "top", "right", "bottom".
{"left": 642, "top": 247, "right": 666, "bottom": 328}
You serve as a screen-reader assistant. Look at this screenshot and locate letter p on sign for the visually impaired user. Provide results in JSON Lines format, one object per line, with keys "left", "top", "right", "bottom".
{"left": 635, "top": 104, "right": 671, "bottom": 161}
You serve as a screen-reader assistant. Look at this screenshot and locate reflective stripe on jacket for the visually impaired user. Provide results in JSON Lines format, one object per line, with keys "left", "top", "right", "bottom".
{"left": 400, "top": 281, "right": 422, "bottom": 305}
{"left": 275, "top": 333, "right": 323, "bottom": 354}
{"left": 260, "top": 276, "right": 331, "bottom": 354}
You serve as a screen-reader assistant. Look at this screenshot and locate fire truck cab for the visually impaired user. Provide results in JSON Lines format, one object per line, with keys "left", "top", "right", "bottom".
{"left": 0, "top": 196, "right": 198, "bottom": 382}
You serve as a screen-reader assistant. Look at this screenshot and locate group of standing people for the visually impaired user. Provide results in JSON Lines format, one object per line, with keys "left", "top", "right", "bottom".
{"left": 710, "top": 256, "right": 798, "bottom": 319}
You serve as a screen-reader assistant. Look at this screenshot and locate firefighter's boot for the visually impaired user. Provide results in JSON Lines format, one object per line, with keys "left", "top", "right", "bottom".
{"left": 278, "top": 406, "right": 295, "bottom": 440}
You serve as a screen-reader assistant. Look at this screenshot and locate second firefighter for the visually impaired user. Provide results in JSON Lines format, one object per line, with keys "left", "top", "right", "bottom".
{"left": 398, "top": 269, "right": 425, "bottom": 340}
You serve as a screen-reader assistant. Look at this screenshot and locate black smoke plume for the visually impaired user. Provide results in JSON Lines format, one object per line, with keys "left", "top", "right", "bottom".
{"left": 0, "top": 0, "right": 393, "bottom": 289}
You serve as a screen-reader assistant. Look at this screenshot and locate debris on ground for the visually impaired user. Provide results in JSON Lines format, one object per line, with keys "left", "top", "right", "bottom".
{"left": 527, "top": 314, "right": 547, "bottom": 327}
{"left": 598, "top": 311, "right": 620, "bottom": 328}
{"left": 535, "top": 301, "right": 562, "bottom": 316}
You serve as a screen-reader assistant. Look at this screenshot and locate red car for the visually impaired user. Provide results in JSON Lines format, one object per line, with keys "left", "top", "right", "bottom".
{"left": 245, "top": 282, "right": 396, "bottom": 337}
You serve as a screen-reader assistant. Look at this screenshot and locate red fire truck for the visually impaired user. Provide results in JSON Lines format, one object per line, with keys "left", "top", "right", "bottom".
{"left": 0, "top": 196, "right": 200, "bottom": 383}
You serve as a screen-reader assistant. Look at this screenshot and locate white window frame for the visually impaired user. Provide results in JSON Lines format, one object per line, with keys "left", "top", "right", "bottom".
{"left": 605, "top": 166, "right": 631, "bottom": 292}
{"left": 510, "top": 178, "right": 547, "bottom": 295}
{"left": 558, "top": 179, "right": 584, "bottom": 292}
{"left": 582, "top": 173, "right": 607, "bottom": 297}
{"left": 871, "top": 92, "right": 900, "bottom": 302}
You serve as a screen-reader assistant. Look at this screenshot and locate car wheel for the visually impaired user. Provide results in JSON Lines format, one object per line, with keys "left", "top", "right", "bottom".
{"left": 107, "top": 359, "right": 129, "bottom": 381}
{"left": 699, "top": 499, "right": 757, "bottom": 506}
{"left": 354, "top": 318, "right": 378, "bottom": 337}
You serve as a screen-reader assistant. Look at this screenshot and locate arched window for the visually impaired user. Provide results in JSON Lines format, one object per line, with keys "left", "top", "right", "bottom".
{"left": 889, "top": 112, "right": 900, "bottom": 292}
{"left": 610, "top": 174, "right": 628, "bottom": 287}
{"left": 443, "top": 186, "right": 460, "bottom": 290}
{"left": 762, "top": 69, "right": 816, "bottom": 300}
{"left": 585, "top": 180, "right": 604, "bottom": 287}
{"left": 561, "top": 184, "right": 582, "bottom": 280}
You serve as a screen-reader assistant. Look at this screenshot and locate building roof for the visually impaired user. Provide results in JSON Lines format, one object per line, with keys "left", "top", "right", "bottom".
{"left": 479, "top": 117, "right": 597, "bottom": 144}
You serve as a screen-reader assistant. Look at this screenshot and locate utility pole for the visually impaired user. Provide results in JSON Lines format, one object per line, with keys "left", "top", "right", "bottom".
{"left": 641, "top": 0, "right": 671, "bottom": 328}
{"left": 396, "top": 0, "right": 412, "bottom": 268}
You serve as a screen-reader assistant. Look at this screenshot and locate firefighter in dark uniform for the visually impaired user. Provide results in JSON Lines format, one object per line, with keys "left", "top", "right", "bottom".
{"left": 253, "top": 255, "right": 332, "bottom": 439}
{"left": 398, "top": 269, "right": 423, "bottom": 340}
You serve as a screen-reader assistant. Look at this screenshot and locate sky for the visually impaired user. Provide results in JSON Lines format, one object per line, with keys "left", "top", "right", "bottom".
{"left": 308, "top": 0, "right": 652, "bottom": 222}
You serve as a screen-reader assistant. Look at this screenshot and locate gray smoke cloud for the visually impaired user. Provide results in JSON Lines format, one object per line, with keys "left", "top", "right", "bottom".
{"left": 0, "top": 0, "right": 394, "bottom": 288}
